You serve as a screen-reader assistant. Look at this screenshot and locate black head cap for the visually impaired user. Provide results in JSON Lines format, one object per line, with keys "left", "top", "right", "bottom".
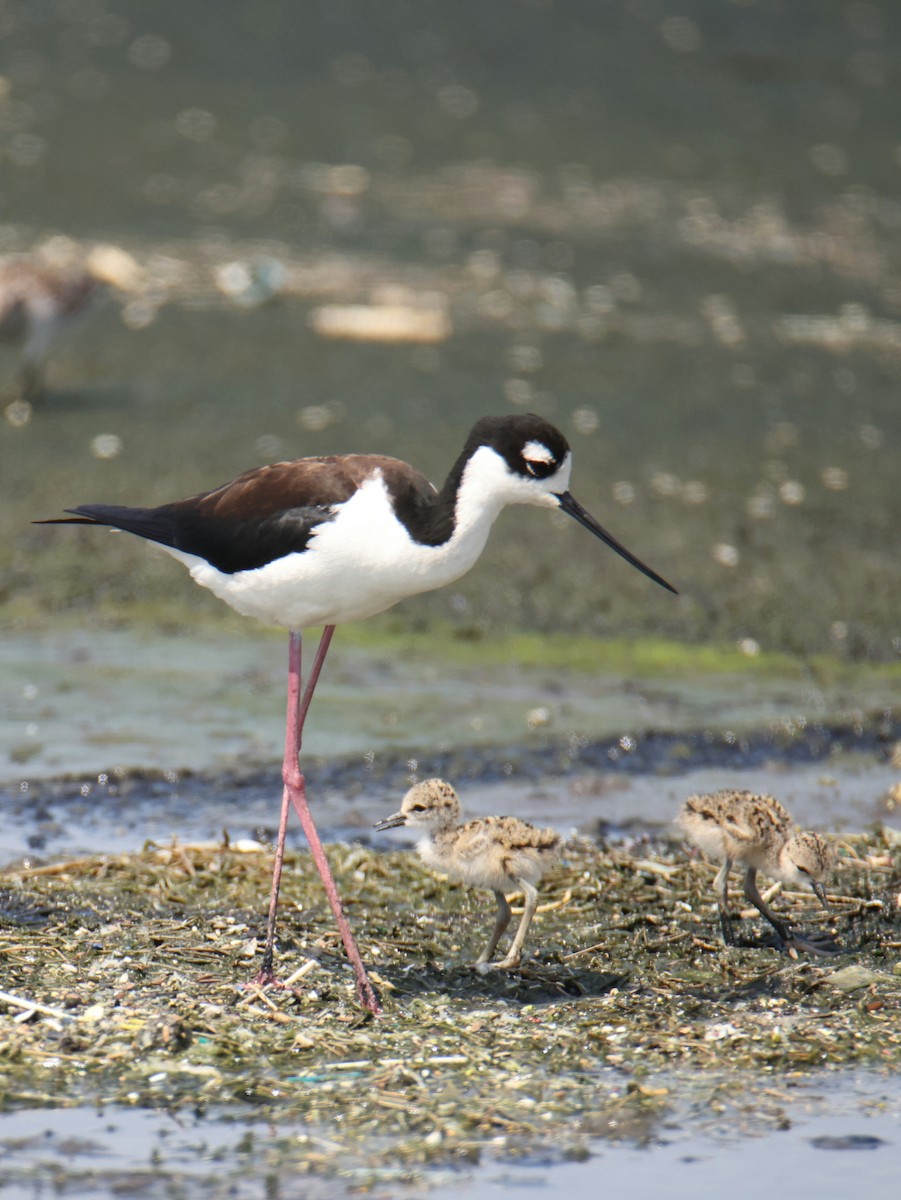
{"left": 466, "top": 413, "right": 570, "bottom": 480}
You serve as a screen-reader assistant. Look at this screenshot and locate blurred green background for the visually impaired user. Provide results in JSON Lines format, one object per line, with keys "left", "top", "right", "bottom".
{"left": 1, "top": 0, "right": 899, "bottom": 661}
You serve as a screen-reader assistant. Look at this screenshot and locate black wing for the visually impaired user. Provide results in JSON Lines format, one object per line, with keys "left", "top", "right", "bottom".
{"left": 38, "top": 501, "right": 335, "bottom": 574}
{"left": 35, "top": 454, "right": 438, "bottom": 574}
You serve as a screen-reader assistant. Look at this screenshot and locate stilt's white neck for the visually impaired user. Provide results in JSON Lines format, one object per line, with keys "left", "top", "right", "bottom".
{"left": 451, "top": 445, "right": 568, "bottom": 539}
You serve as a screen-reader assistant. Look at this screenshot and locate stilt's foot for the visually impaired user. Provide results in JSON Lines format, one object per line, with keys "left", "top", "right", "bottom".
{"left": 243, "top": 964, "right": 380, "bottom": 1007}
{"left": 354, "top": 975, "right": 382, "bottom": 1016}
{"left": 246, "top": 970, "right": 289, "bottom": 990}
{"left": 244, "top": 950, "right": 291, "bottom": 990}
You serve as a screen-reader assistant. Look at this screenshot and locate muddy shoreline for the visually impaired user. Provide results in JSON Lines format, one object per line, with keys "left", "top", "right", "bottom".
{"left": 1, "top": 708, "right": 900, "bottom": 1196}
{"left": 0, "top": 822, "right": 900, "bottom": 1194}
{"left": 2, "top": 706, "right": 898, "bottom": 864}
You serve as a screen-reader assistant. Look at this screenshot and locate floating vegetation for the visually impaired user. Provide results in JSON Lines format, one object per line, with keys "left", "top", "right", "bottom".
{"left": 0, "top": 828, "right": 899, "bottom": 1181}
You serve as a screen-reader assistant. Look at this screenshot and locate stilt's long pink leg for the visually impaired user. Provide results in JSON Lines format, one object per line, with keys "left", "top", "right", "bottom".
{"left": 256, "top": 628, "right": 333, "bottom": 983}
{"left": 257, "top": 627, "right": 380, "bottom": 1014}
{"left": 255, "top": 788, "right": 292, "bottom": 984}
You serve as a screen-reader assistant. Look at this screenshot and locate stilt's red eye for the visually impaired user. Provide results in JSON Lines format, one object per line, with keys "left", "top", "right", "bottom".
{"left": 520, "top": 439, "right": 557, "bottom": 479}
{"left": 522, "top": 457, "right": 555, "bottom": 479}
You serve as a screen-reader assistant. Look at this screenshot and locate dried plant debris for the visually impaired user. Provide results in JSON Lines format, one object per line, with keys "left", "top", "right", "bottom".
{"left": 0, "top": 830, "right": 900, "bottom": 1180}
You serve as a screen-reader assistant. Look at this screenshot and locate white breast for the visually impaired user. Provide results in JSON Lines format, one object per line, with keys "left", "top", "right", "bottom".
{"left": 163, "top": 468, "right": 503, "bottom": 630}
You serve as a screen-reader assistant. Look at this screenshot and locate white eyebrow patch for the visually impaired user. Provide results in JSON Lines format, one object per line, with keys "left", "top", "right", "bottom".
{"left": 522, "top": 441, "right": 555, "bottom": 464}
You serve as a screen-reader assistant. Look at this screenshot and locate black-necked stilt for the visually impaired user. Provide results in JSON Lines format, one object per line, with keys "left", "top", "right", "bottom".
{"left": 375, "top": 778, "right": 563, "bottom": 971}
{"left": 38, "top": 412, "right": 676, "bottom": 1012}
{"left": 0, "top": 248, "right": 142, "bottom": 401}
{"left": 676, "top": 789, "right": 837, "bottom": 955}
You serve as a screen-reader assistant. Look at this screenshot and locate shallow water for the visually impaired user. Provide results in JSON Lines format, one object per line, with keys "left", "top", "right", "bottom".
{"left": 1, "top": 734, "right": 898, "bottom": 866}
{"left": 0, "top": 1070, "right": 898, "bottom": 1200}
{"left": 1, "top": 628, "right": 898, "bottom": 863}
{"left": 446, "top": 1108, "right": 901, "bottom": 1200}
{"left": 3, "top": 628, "right": 899, "bottom": 779}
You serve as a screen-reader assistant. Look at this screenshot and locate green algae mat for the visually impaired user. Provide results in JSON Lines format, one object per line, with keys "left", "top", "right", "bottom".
{"left": 0, "top": 831, "right": 899, "bottom": 1180}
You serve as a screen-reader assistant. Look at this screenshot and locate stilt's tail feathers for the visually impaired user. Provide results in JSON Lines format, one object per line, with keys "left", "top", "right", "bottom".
{"left": 33, "top": 505, "right": 178, "bottom": 549}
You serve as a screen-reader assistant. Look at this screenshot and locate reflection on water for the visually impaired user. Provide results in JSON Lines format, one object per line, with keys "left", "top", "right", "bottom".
{"left": 1, "top": 626, "right": 899, "bottom": 793}
{"left": 0, "top": 1071, "right": 899, "bottom": 1200}
{"left": 0, "top": 0, "right": 898, "bottom": 657}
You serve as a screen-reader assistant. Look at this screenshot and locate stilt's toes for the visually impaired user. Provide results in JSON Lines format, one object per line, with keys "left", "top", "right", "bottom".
{"left": 353, "top": 971, "right": 382, "bottom": 1015}
{"left": 245, "top": 970, "right": 288, "bottom": 990}
{"left": 248, "top": 950, "right": 280, "bottom": 988}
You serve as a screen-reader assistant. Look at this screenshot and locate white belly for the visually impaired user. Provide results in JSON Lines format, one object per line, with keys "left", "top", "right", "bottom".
{"left": 163, "top": 472, "right": 498, "bottom": 630}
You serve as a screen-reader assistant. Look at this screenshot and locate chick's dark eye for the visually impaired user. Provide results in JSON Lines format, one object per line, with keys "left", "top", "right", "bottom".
{"left": 409, "top": 803, "right": 426, "bottom": 812}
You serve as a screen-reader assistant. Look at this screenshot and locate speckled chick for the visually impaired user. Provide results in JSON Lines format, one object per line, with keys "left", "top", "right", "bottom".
{"left": 677, "top": 788, "right": 836, "bottom": 953}
{"left": 375, "top": 778, "right": 562, "bottom": 970}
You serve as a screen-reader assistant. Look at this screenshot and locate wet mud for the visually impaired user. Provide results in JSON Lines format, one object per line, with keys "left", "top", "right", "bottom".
{"left": 2, "top": 704, "right": 899, "bottom": 864}
{"left": 0, "top": 823, "right": 900, "bottom": 1196}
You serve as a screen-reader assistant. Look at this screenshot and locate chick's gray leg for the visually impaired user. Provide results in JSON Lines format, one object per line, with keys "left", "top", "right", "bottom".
{"left": 743, "top": 866, "right": 791, "bottom": 946}
{"left": 714, "top": 859, "right": 736, "bottom": 945}
{"left": 475, "top": 890, "right": 511, "bottom": 966}
{"left": 497, "top": 880, "right": 539, "bottom": 970}
{"left": 744, "top": 867, "right": 841, "bottom": 956}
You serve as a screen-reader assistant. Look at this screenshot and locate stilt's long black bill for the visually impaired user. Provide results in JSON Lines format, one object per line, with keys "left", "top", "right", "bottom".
{"left": 555, "top": 491, "right": 678, "bottom": 595}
